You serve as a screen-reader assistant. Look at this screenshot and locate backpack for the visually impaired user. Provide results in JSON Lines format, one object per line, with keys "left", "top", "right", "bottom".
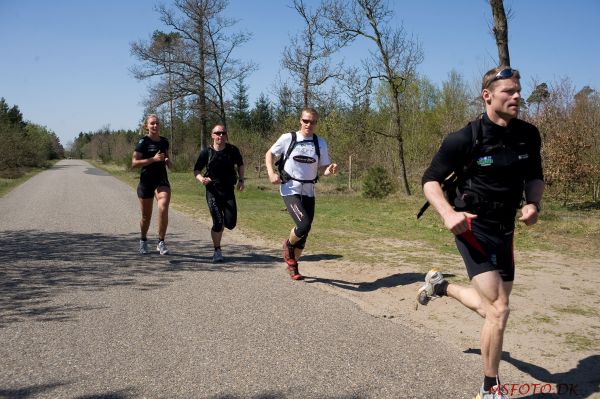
{"left": 275, "top": 131, "right": 321, "bottom": 184}
{"left": 416, "top": 115, "right": 483, "bottom": 219}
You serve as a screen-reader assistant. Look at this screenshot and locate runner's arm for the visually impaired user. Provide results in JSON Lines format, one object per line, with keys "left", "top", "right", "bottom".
{"left": 193, "top": 149, "right": 211, "bottom": 185}
{"left": 423, "top": 180, "right": 476, "bottom": 235}
{"left": 265, "top": 149, "right": 281, "bottom": 184}
{"left": 519, "top": 178, "right": 545, "bottom": 225}
{"left": 236, "top": 164, "right": 245, "bottom": 191}
{"left": 319, "top": 163, "right": 337, "bottom": 176}
{"left": 131, "top": 151, "right": 163, "bottom": 168}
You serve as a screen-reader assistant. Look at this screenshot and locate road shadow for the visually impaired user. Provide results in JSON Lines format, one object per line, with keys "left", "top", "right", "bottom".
{"left": 0, "top": 382, "right": 368, "bottom": 399}
{"left": 464, "top": 349, "right": 599, "bottom": 398}
{"left": 299, "top": 254, "right": 343, "bottom": 262}
{"left": 0, "top": 229, "right": 279, "bottom": 328}
{"left": 0, "top": 382, "right": 70, "bottom": 399}
{"left": 303, "top": 272, "right": 423, "bottom": 292}
{"left": 83, "top": 167, "right": 112, "bottom": 176}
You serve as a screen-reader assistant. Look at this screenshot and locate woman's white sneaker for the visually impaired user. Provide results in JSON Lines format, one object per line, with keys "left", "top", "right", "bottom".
{"left": 213, "top": 248, "right": 224, "bottom": 263}
{"left": 157, "top": 240, "right": 169, "bottom": 255}
{"left": 139, "top": 240, "right": 149, "bottom": 255}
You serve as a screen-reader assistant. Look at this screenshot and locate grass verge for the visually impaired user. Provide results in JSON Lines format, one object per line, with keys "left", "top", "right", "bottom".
{"left": 93, "top": 161, "right": 600, "bottom": 264}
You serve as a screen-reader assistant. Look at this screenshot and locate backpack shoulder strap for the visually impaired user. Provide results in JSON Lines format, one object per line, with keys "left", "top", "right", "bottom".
{"left": 312, "top": 134, "right": 320, "bottom": 159}
{"left": 276, "top": 132, "right": 296, "bottom": 180}
{"left": 461, "top": 113, "right": 484, "bottom": 174}
{"left": 284, "top": 131, "right": 297, "bottom": 161}
{"left": 205, "top": 146, "right": 216, "bottom": 175}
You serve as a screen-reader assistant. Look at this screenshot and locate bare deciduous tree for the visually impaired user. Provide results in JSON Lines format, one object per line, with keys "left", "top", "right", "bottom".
{"left": 132, "top": 0, "right": 254, "bottom": 150}
{"left": 204, "top": 10, "right": 256, "bottom": 129}
{"left": 282, "top": 0, "right": 342, "bottom": 109}
{"left": 131, "top": 31, "right": 182, "bottom": 154}
{"left": 323, "top": 0, "right": 423, "bottom": 194}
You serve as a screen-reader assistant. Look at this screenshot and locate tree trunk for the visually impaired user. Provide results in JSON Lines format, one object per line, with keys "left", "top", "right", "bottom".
{"left": 168, "top": 66, "right": 175, "bottom": 160}
{"left": 392, "top": 102, "right": 411, "bottom": 195}
{"left": 490, "top": 0, "right": 510, "bottom": 66}
{"left": 198, "top": 22, "right": 208, "bottom": 150}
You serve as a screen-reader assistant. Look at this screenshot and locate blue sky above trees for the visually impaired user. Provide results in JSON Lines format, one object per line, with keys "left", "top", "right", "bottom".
{"left": 1, "top": 0, "right": 598, "bottom": 146}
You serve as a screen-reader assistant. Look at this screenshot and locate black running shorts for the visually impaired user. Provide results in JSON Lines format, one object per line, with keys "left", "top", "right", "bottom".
{"left": 455, "top": 219, "right": 515, "bottom": 282}
{"left": 137, "top": 179, "right": 170, "bottom": 199}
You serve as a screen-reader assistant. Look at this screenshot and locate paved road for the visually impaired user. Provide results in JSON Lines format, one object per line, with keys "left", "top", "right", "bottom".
{"left": 1, "top": 160, "right": 485, "bottom": 399}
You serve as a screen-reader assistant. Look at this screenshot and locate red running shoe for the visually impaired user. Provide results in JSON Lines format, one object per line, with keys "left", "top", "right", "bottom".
{"left": 282, "top": 239, "right": 295, "bottom": 263}
{"left": 286, "top": 261, "right": 303, "bottom": 280}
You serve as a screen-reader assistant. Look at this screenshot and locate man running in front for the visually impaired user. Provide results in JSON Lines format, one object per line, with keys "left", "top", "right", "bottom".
{"left": 265, "top": 107, "right": 337, "bottom": 280}
{"left": 418, "top": 66, "right": 545, "bottom": 399}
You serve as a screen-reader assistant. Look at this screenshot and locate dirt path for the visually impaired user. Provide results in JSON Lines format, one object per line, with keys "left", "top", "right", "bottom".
{"left": 217, "top": 217, "right": 600, "bottom": 397}
{"left": 296, "top": 243, "right": 600, "bottom": 397}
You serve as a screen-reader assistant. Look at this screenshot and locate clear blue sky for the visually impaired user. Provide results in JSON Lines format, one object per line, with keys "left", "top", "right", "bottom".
{"left": 1, "top": 0, "right": 599, "bottom": 147}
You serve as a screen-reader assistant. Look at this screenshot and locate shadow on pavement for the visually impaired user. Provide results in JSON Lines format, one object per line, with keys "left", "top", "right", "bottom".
{"left": 83, "top": 167, "right": 112, "bottom": 176}
{"left": 73, "top": 389, "right": 136, "bottom": 399}
{"left": 0, "top": 229, "right": 279, "bottom": 328}
{"left": 206, "top": 392, "right": 365, "bottom": 399}
{"left": 0, "top": 382, "right": 70, "bottom": 399}
{"left": 298, "top": 253, "right": 342, "bottom": 262}
{"left": 303, "top": 272, "right": 423, "bottom": 292}
{"left": 464, "top": 349, "right": 599, "bottom": 398}
{"left": 1, "top": 383, "right": 367, "bottom": 399}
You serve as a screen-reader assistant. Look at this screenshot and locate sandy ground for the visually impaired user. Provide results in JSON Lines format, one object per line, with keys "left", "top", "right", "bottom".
{"left": 214, "top": 215, "right": 600, "bottom": 397}
{"left": 291, "top": 239, "right": 600, "bottom": 398}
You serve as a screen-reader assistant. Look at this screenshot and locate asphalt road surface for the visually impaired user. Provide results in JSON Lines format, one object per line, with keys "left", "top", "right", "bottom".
{"left": 2, "top": 160, "right": 490, "bottom": 399}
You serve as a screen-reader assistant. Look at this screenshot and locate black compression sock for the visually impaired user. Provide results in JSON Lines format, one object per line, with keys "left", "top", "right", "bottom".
{"left": 434, "top": 280, "right": 449, "bottom": 296}
{"left": 483, "top": 375, "right": 497, "bottom": 391}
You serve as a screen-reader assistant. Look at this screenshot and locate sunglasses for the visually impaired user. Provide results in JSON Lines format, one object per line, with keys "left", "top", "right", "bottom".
{"left": 301, "top": 119, "right": 317, "bottom": 125}
{"left": 213, "top": 131, "right": 227, "bottom": 136}
{"left": 485, "top": 67, "right": 519, "bottom": 88}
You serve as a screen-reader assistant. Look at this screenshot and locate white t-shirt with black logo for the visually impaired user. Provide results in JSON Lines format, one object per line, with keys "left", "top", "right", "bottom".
{"left": 269, "top": 131, "right": 331, "bottom": 197}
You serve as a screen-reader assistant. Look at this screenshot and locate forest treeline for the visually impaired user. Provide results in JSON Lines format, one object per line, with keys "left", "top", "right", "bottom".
{"left": 71, "top": 0, "right": 600, "bottom": 205}
{"left": 68, "top": 73, "right": 600, "bottom": 205}
{"left": 4, "top": 0, "right": 600, "bottom": 205}
{"left": 0, "top": 97, "right": 64, "bottom": 178}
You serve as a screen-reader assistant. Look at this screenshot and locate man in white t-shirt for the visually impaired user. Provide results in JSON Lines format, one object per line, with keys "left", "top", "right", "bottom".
{"left": 265, "top": 107, "right": 338, "bottom": 280}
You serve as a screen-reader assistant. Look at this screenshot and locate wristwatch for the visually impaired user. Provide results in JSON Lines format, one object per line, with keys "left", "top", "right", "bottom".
{"left": 238, "top": 178, "right": 245, "bottom": 183}
{"left": 526, "top": 201, "right": 541, "bottom": 212}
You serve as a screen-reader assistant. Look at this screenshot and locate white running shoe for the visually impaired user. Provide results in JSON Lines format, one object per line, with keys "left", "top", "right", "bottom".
{"left": 139, "top": 240, "right": 149, "bottom": 255}
{"left": 417, "top": 268, "right": 446, "bottom": 306}
{"left": 475, "top": 384, "right": 510, "bottom": 399}
{"left": 212, "top": 248, "right": 224, "bottom": 263}
{"left": 157, "top": 240, "right": 169, "bottom": 255}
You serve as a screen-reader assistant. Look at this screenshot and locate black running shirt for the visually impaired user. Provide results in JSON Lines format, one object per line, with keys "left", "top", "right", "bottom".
{"left": 134, "top": 135, "right": 170, "bottom": 183}
{"left": 422, "top": 114, "right": 543, "bottom": 223}
{"left": 194, "top": 144, "right": 244, "bottom": 193}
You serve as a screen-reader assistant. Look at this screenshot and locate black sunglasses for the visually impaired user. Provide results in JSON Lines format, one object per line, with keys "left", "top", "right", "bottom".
{"left": 213, "top": 131, "right": 227, "bottom": 136}
{"left": 301, "top": 119, "right": 317, "bottom": 124}
{"left": 486, "top": 67, "right": 519, "bottom": 88}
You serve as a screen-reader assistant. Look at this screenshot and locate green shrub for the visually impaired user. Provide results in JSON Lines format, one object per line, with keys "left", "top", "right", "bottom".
{"left": 361, "top": 166, "right": 395, "bottom": 199}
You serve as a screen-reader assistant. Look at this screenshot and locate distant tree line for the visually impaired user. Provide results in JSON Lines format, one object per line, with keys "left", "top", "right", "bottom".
{"left": 43, "top": 0, "right": 600, "bottom": 205}
{"left": 0, "top": 97, "right": 64, "bottom": 178}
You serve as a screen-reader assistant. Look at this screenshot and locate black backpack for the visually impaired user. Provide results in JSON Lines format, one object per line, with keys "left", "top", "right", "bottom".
{"left": 417, "top": 115, "right": 483, "bottom": 219}
{"left": 275, "top": 131, "right": 321, "bottom": 184}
